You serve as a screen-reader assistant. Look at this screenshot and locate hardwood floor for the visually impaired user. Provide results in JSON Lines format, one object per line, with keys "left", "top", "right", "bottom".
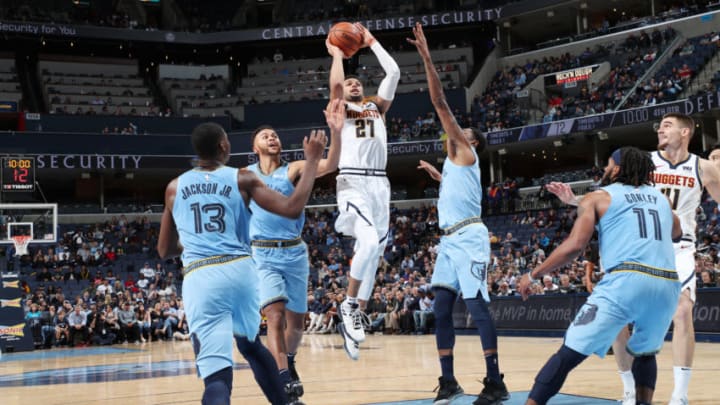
{"left": 1, "top": 334, "right": 718, "bottom": 404}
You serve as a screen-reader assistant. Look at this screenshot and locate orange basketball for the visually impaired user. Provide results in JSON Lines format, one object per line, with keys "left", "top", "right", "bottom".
{"left": 328, "top": 22, "right": 363, "bottom": 58}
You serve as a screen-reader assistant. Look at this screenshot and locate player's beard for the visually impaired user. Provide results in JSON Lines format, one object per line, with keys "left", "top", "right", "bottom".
{"left": 348, "top": 94, "right": 362, "bottom": 102}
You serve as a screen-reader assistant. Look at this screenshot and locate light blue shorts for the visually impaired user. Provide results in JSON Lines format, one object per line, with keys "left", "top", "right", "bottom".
{"left": 431, "top": 223, "right": 491, "bottom": 302}
{"left": 564, "top": 269, "right": 680, "bottom": 357}
{"left": 182, "top": 255, "right": 260, "bottom": 379}
{"left": 253, "top": 243, "right": 309, "bottom": 314}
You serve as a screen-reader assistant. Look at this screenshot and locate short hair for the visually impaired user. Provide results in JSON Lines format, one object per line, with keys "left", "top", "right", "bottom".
{"left": 191, "top": 123, "right": 226, "bottom": 159}
{"left": 344, "top": 75, "right": 362, "bottom": 83}
{"left": 707, "top": 143, "right": 720, "bottom": 159}
{"left": 251, "top": 124, "right": 274, "bottom": 145}
{"left": 612, "top": 146, "right": 655, "bottom": 187}
{"left": 662, "top": 112, "right": 695, "bottom": 139}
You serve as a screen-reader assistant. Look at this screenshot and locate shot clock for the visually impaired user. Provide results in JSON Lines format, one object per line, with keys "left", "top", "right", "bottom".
{"left": 1, "top": 157, "right": 35, "bottom": 192}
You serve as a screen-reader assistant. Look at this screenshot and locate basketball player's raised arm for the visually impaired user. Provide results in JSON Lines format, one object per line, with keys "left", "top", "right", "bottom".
{"left": 408, "top": 22, "right": 474, "bottom": 166}
{"left": 315, "top": 98, "right": 344, "bottom": 176}
{"left": 355, "top": 23, "right": 399, "bottom": 113}
{"left": 157, "top": 178, "right": 183, "bottom": 259}
{"left": 241, "top": 131, "right": 327, "bottom": 218}
{"left": 326, "top": 39, "right": 345, "bottom": 100}
{"left": 518, "top": 191, "right": 600, "bottom": 300}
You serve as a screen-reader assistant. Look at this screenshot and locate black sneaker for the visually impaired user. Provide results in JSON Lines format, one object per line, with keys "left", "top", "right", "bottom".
{"left": 472, "top": 374, "right": 509, "bottom": 405}
{"left": 288, "top": 366, "right": 304, "bottom": 397}
{"left": 285, "top": 383, "right": 305, "bottom": 405}
{"left": 433, "top": 376, "right": 464, "bottom": 404}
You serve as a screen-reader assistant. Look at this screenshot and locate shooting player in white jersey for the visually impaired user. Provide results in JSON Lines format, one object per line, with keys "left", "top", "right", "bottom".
{"left": 326, "top": 22, "right": 400, "bottom": 360}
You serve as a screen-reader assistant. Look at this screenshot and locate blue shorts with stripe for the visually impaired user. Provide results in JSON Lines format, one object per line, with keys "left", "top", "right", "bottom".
{"left": 431, "top": 223, "right": 491, "bottom": 302}
{"left": 253, "top": 243, "right": 309, "bottom": 314}
{"left": 564, "top": 267, "right": 680, "bottom": 357}
{"left": 182, "top": 255, "right": 260, "bottom": 379}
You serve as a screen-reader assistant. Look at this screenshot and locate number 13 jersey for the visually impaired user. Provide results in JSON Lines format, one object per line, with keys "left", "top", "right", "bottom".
{"left": 651, "top": 151, "right": 702, "bottom": 243}
{"left": 339, "top": 100, "right": 387, "bottom": 171}
{"left": 172, "top": 166, "right": 251, "bottom": 265}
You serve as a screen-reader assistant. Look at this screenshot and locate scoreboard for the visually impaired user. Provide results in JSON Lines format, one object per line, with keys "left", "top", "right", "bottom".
{"left": 1, "top": 157, "right": 35, "bottom": 192}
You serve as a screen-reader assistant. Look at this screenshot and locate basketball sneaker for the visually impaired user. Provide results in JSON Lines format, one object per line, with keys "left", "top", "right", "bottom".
{"left": 668, "top": 397, "right": 689, "bottom": 405}
{"left": 621, "top": 390, "right": 636, "bottom": 405}
{"left": 340, "top": 300, "right": 366, "bottom": 343}
{"left": 473, "top": 374, "right": 510, "bottom": 405}
{"left": 289, "top": 366, "right": 303, "bottom": 397}
{"left": 338, "top": 323, "right": 360, "bottom": 360}
{"left": 285, "top": 382, "right": 305, "bottom": 405}
{"left": 433, "top": 376, "right": 464, "bottom": 404}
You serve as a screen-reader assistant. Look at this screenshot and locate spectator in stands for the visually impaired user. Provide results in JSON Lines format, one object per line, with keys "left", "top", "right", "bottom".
{"left": 67, "top": 304, "right": 88, "bottom": 347}
{"left": 54, "top": 308, "right": 70, "bottom": 346}
{"left": 118, "top": 301, "right": 140, "bottom": 343}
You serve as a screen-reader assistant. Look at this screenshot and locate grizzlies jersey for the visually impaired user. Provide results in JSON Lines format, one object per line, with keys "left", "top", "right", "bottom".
{"left": 438, "top": 149, "right": 482, "bottom": 229}
{"left": 172, "top": 166, "right": 250, "bottom": 265}
{"left": 597, "top": 183, "right": 675, "bottom": 272}
{"left": 651, "top": 151, "right": 702, "bottom": 242}
{"left": 247, "top": 162, "right": 304, "bottom": 240}
{"left": 338, "top": 100, "right": 387, "bottom": 170}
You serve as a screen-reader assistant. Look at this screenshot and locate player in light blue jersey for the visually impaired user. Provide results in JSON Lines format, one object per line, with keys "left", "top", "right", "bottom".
{"left": 247, "top": 98, "right": 344, "bottom": 402}
{"left": 157, "top": 122, "right": 327, "bottom": 405}
{"left": 517, "top": 147, "right": 682, "bottom": 405}
{"left": 409, "top": 23, "right": 509, "bottom": 405}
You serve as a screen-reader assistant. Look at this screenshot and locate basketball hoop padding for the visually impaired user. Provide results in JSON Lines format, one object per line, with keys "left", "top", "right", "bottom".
{"left": 11, "top": 236, "right": 31, "bottom": 256}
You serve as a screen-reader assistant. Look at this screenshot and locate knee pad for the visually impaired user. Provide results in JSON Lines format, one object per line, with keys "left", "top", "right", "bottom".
{"left": 433, "top": 288, "right": 457, "bottom": 350}
{"left": 632, "top": 355, "right": 657, "bottom": 390}
{"left": 202, "top": 366, "right": 232, "bottom": 405}
{"left": 235, "top": 336, "right": 259, "bottom": 356}
{"left": 529, "top": 345, "right": 586, "bottom": 404}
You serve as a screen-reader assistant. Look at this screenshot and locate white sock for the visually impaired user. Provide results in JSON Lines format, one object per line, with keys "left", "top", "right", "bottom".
{"left": 672, "top": 366, "right": 691, "bottom": 399}
{"left": 619, "top": 369, "right": 635, "bottom": 394}
{"left": 346, "top": 296, "right": 358, "bottom": 306}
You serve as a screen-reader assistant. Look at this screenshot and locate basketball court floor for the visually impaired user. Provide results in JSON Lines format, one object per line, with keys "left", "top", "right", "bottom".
{"left": 1, "top": 334, "right": 718, "bottom": 404}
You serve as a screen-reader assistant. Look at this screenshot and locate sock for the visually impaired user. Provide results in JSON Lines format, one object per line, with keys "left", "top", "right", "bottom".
{"left": 671, "top": 366, "right": 691, "bottom": 399}
{"left": 440, "top": 355, "right": 454, "bottom": 380}
{"left": 202, "top": 367, "right": 232, "bottom": 405}
{"left": 235, "top": 336, "right": 287, "bottom": 405}
{"left": 485, "top": 352, "right": 501, "bottom": 383}
{"left": 278, "top": 368, "right": 291, "bottom": 386}
{"left": 619, "top": 369, "right": 635, "bottom": 394}
{"left": 346, "top": 296, "right": 358, "bottom": 306}
{"left": 287, "top": 352, "right": 298, "bottom": 379}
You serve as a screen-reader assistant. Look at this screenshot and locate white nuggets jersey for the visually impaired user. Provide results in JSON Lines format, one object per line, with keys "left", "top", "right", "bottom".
{"left": 338, "top": 100, "right": 387, "bottom": 170}
{"left": 651, "top": 151, "right": 702, "bottom": 242}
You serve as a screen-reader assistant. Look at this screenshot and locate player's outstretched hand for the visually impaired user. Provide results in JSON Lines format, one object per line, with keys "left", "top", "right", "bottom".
{"left": 517, "top": 273, "right": 533, "bottom": 301}
{"left": 304, "top": 130, "right": 328, "bottom": 163}
{"left": 407, "top": 22, "right": 430, "bottom": 60}
{"left": 545, "top": 182, "right": 578, "bottom": 205}
{"left": 324, "top": 98, "right": 345, "bottom": 134}
{"left": 354, "top": 23, "right": 376, "bottom": 48}
{"left": 417, "top": 160, "right": 442, "bottom": 182}
{"left": 325, "top": 38, "right": 344, "bottom": 59}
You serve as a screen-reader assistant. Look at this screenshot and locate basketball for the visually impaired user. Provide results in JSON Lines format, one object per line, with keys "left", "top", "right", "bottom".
{"left": 328, "top": 22, "right": 363, "bottom": 58}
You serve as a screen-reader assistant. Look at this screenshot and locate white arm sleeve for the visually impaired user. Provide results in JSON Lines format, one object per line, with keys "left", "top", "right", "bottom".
{"left": 371, "top": 41, "right": 400, "bottom": 101}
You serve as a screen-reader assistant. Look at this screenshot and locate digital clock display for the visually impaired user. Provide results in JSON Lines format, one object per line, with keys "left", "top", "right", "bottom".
{"left": 1, "top": 157, "right": 35, "bottom": 192}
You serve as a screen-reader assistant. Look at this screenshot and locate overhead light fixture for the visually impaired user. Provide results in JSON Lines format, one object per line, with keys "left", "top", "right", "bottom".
{"left": 498, "top": 148, "right": 508, "bottom": 155}
{"left": 597, "top": 131, "right": 608, "bottom": 140}
{"left": 547, "top": 10, "right": 555, "bottom": 17}
{"left": 553, "top": 140, "right": 563, "bottom": 147}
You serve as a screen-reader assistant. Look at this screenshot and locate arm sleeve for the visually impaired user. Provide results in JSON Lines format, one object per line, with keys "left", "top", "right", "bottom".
{"left": 371, "top": 42, "right": 400, "bottom": 101}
